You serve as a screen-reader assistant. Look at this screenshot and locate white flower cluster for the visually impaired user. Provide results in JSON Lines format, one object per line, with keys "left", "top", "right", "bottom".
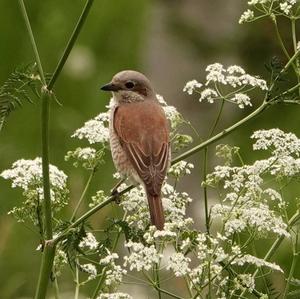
{"left": 206, "top": 129, "right": 300, "bottom": 238}
{"left": 124, "top": 241, "right": 162, "bottom": 271}
{"left": 156, "top": 94, "right": 183, "bottom": 129}
{"left": 166, "top": 252, "right": 191, "bottom": 276}
{"left": 81, "top": 263, "right": 97, "bottom": 280}
{"left": 72, "top": 112, "right": 110, "bottom": 145}
{"left": 184, "top": 63, "right": 267, "bottom": 109}
{"left": 168, "top": 160, "right": 194, "bottom": 179}
{"left": 1, "top": 158, "right": 68, "bottom": 222}
{"left": 183, "top": 80, "right": 203, "bottom": 95}
{"left": 97, "top": 293, "right": 132, "bottom": 299}
{"left": 65, "top": 147, "right": 104, "bottom": 170}
{"left": 100, "top": 250, "right": 127, "bottom": 287}
{"left": 240, "top": 0, "right": 298, "bottom": 23}
{"left": 119, "top": 180, "right": 193, "bottom": 231}
{"left": 79, "top": 232, "right": 99, "bottom": 250}
{"left": 1, "top": 157, "right": 67, "bottom": 192}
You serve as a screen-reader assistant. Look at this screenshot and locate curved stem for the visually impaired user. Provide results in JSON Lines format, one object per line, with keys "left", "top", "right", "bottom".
{"left": 203, "top": 99, "right": 225, "bottom": 234}
{"left": 18, "top": 0, "right": 46, "bottom": 85}
{"left": 70, "top": 169, "right": 95, "bottom": 222}
{"left": 172, "top": 101, "right": 269, "bottom": 165}
{"left": 47, "top": 0, "right": 94, "bottom": 90}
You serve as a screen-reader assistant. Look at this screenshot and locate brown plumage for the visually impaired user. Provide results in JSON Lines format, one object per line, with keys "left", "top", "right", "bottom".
{"left": 101, "top": 70, "right": 170, "bottom": 230}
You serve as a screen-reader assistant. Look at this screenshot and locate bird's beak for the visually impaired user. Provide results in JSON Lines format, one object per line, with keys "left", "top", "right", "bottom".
{"left": 100, "top": 82, "right": 120, "bottom": 92}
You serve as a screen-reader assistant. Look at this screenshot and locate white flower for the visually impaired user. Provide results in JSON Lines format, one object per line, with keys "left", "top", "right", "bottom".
{"left": 239, "top": 9, "right": 254, "bottom": 24}
{"left": 97, "top": 293, "right": 132, "bottom": 299}
{"left": 227, "top": 65, "right": 246, "bottom": 75}
{"left": 156, "top": 94, "right": 183, "bottom": 128}
{"left": 72, "top": 112, "right": 109, "bottom": 144}
{"left": 100, "top": 250, "right": 126, "bottom": 287}
{"left": 233, "top": 254, "right": 283, "bottom": 272}
{"left": 168, "top": 161, "right": 194, "bottom": 177}
{"left": 199, "top": 88, "right": 218, "bottom": 103}
{"left": 183, "top": 80, "right": 203, "bottom": 95}
{"left": 230, "top": 93, "right": 252, "bottom": 108}
{"left": 167, "top": 252, "right": 191, "bottom": 276}
{"left": 81, "top": 263, "right": 97, "bottom": 280}
{"left": 123, "top": 241, "right": 162, "bottom": 271}
{"left": 1, "top": 157, "right": 67, "bottom": 191}
{"left": 79, "top": 232, "right": 99, "bottom": 250}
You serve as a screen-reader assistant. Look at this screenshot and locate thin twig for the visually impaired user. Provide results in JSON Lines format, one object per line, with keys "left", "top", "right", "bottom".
{"left": 47, "top": 0, "right": 94, "bottom": 90}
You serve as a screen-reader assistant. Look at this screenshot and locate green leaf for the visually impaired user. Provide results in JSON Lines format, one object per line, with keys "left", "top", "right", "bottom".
{"left": 0, "top": 63, "right": 42, "bottom": 131}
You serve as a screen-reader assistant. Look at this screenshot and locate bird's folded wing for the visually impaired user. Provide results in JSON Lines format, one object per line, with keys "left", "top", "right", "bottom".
{"left": 113, "top": 101, "right": 169, "bottom": 195}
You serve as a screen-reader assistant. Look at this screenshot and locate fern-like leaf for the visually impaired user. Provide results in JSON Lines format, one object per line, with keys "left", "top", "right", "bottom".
{"left": 0, "top": 63, "right": 42, "bottom": 131}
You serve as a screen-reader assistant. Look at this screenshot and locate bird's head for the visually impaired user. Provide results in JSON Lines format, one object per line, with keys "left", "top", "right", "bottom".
{"left": 100, "top": 70, "right": 155, "bottom": 103}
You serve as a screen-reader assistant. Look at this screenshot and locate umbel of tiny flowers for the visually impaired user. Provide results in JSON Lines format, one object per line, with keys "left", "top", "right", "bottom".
{"left": 206, "top": 128, "right": 300, "bottom": 239}
{"left": 0, "top": 157, "right": 68, "bottom": 224}
{"left": 239, "top": 0, "right": 299, "bottom": 24}
{"left": 183, "top": 63, "right": 267, "bottom": 109}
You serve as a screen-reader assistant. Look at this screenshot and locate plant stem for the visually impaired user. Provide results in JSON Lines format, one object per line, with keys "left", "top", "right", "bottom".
{"left": 70, "top": 169, "right": 95, "bottom": 222}
{"left": 240, "top": 212, "right": 300, "bottom": 297}
{"left": 203, "top": 99, "right": 225, "bottom": 234}
{"left": 172, "top": 101, "right": 268, "bottom": 165}
{"left": 41, "top": 90, "right": 53, "bottom": 240}
{"left": 54, "top": 185, "right": 133, "bottom": 244}
{"left": 54, "top": 277, "right": 60, "bottom": 299}
{"left": 47, "top": 0, "right": 94, "bottom": 90}
{"left": 282, "top": 233, "right": 298, "bottom": 298}
{"left": 18, "top": 0, "right": 46, "bottom": 85}
{"left": 155, "top": 263, "right": 162, "bottom": 299}
{"left": 34, "top": 241, "right": 56, "bottom": 299}
{"left": 74, "top": 259, "right": 80, "bottom": 299}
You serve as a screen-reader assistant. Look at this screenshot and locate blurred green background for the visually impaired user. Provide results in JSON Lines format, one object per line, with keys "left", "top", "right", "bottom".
{"left": 0, "top": 1, "right": 299, "bottom": 298}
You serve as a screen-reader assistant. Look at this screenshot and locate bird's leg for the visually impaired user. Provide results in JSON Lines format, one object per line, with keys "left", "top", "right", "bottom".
{"left": 110, "top": 178, "right": 126, "bottom": 203}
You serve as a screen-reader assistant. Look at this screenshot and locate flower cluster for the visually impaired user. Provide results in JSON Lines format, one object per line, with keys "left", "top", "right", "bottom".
{"left": 183, "top": 63, "right": 267, "bottom": 109}
{"left": 96, "top": 293, "right": 132, "bottom": 299}
{"left": 239, "top": 0, "right": 299, "bottom": 24}
{"left": 206, "top": 129, "right": 300, "bottom": 239}
{"left": 79, "top": 232, "right": 99, "bottom": 250}
{"left": 72, "top": 112, "right": 110, "bottom": 145}
{"left": 81, "top": 263, "right": 97, "bottom": 281}
{"left": 1, "top": 158, "right": 68, "bottom": 223}
{"left": 123, "top": 241, "right": 162, "bottom": 271}
{"left": 168, "top": 160, "right": 194, "bottom": 179}
{"left": 65, "top": 147, "right": 105, "bottom": 170}
{"left": 100, "top": 250, "right": 127, "bottom": 288}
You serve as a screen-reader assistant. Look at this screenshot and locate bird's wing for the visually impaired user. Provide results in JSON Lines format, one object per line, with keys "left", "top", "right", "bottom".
{"left": 113, "top": 100, "right": 170, "bottom": 196}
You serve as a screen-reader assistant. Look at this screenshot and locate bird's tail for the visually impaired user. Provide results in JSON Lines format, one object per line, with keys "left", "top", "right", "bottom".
{"left": 146, "top": 193, "right": 165, "bottom": 230}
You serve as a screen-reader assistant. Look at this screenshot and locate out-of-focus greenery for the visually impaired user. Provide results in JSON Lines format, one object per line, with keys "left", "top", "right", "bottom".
{"left": 0, "top": 1, "right": 300, "bottom": 298}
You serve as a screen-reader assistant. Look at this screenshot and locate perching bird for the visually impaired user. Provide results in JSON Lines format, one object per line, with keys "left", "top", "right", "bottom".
{"left": 101, "top": 70, "right": 170, "bottom": 230}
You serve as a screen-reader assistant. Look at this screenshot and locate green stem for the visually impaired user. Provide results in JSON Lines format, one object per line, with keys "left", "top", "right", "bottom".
{"left": 291, "top": 19, "right": 300, "bottom": 96}
{"left": 91, "top": 212, "right": 127, "bottom": 299}
{"left": 70, "top": 169, "right": 95, "bottom": 222}
{"left": 47, "top": 0, "right": 94, "bottom": 90}
{"left": 240, "top": 212, "right": 300, "bottom": 297}
{"left": 282, "top": 234, "right": 298, "bottom": 298}
{"left": 54, "top": 185, "right": 133, "bottom": 244}
{"left": 172, "top": 101, "right": 268, "bottom": 164}
{"left": 34, "top": 242, "right": 56, "bottom": 299}
{"left": 272, "top": 15, "right": 291, "bottom": 60}
{"left": 155, "top": 263, "right": 162, "bottom": 299}
{"left": 74, "top": 259, "right": 80, "bottom": 299}
{"left": 203, "top": 99, "right": 225, "bottom": 234}
{"left": 18, "top": 0, "right": 46, "bottom": 85}
{"left": 54, "top": 278, "right": 60, "bottom": 299}
{"left": 41, "top": 90, "right": 53, "bottom": 240}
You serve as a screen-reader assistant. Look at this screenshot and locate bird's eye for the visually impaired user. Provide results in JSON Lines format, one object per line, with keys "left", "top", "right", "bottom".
{"left": 125, "top": 81, "right": 135, "bottom": 89}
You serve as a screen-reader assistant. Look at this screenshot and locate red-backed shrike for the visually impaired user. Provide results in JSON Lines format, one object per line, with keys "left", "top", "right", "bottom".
{"left": 101, "top": 70, "right": 170, "bottom": 230}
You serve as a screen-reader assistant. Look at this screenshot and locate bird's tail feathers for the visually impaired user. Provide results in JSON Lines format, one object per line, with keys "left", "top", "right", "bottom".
{"left": 146, "top": 193, "right": 165, "bottom": 230}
